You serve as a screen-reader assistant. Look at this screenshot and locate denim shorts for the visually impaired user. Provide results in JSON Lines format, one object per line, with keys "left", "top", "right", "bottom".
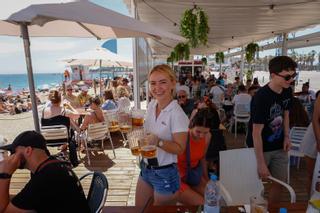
{"left": 140, "top": 161, "right": 180, "bottom": 195}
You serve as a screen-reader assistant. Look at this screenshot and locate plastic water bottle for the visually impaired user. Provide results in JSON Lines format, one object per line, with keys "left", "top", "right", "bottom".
{"left": 204, "top": 174, "right": 220, "bottom": 213}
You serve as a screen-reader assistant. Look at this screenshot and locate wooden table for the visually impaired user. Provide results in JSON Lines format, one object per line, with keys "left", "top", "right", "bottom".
{"left": 102, "top": 202, "right": 307, "bottom": 213}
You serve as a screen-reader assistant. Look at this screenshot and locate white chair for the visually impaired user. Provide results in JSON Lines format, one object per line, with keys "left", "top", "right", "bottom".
{"left": 84, "top": 121, "right": 116, "bottom": 165}
{"left": 218, "top": 148, "right": 296, "bottom": 206}
{"left": 40, "top": 125, "right": 69, "bottom": 147}
{"left": 287, "top": 126, "right": 307, "bottom": 184}
{"left": 233, "top": 104, "right": 250, "bottom": 138}
{"left": 307, "top": 153, "right": 320, "bottom": 212}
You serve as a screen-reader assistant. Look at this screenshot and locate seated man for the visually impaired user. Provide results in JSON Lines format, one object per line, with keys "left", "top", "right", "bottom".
{"left": 232, "top": 84, "right": 252, "bottom": 108}
{"left": 177, "top": 89, "right": 195, "bottom": 118}
{"left": 0, "top": 131, "right": 90, "bottom": 213}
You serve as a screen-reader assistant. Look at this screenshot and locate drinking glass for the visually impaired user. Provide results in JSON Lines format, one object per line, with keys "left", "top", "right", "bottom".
{"left": 107, "top": 111, "right": 120, "bottom": 132}
{"left": 140, "top": 134, "right": 157, "bottom": 159}
{"left": 127, "top": 129, "right": 145, "bottom": 156}
{"left": 131, "top": 109, "right": 145, "bottom": 127}
{"left": 119, "top": 111, "right": 132, "bottom": 133}
{"left": 250, "top": 196, "right": 268, "bottom": 213}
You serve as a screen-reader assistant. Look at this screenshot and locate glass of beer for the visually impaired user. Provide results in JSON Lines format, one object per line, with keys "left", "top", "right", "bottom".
{"left": 107, "top": 111, "right": 120, "bottom": 132}
{"left": 140, "top": 134, "right": 157, "bottom": 159}
{"left": 127, "top": 129, "right": 145, "bottom": 156}
{"left": 131, "top": 109, "right": 145, "bottom": 127}
{"left": 119, "top": 111, "right": 132, "bottom": 133}
{"left": 250, "top": 196, "right": 268, "bottom": 213}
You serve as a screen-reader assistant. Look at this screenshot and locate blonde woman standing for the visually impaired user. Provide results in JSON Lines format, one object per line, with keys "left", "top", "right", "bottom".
{"left": 135, "top": 64, "right": 189, "bottom": 206}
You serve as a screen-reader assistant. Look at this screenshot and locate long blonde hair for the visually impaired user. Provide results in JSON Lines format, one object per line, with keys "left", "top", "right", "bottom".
{"left": 148, "top": 64, "right": 176, "bottom": 96}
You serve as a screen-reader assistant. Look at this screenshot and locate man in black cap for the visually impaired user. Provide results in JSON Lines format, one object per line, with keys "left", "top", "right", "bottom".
{"left": 0, "top": 131, "right": 90, "bottom": 213}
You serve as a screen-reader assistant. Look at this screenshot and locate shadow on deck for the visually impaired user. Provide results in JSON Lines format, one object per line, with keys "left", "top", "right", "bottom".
{"left": 9, "top": 131, "right": 308, "bottom": 206}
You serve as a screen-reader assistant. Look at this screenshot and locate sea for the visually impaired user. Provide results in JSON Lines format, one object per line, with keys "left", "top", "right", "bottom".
{"left": 0, "top": 72, "right": 116, "bottom": 92}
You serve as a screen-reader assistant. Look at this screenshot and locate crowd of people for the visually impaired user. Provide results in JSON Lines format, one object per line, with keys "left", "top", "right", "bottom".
{"left": 1, "top": 56, "right": 320, "bottom": 211}
{"left": 0, "top": 94, "right": 35, "bottom": 115}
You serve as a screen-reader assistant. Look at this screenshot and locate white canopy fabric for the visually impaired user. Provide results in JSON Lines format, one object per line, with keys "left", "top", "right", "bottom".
{"left": 0, "top": 0, "right": 184, "bottom": 132}
{"left": 0, "top": 0, "right": 185, "bottom": 41}
{"left": 63, "top": 48, "right": 133, "bottom": 68}
{"left": 123, "top": 0, "right": 320, "bottom": 55}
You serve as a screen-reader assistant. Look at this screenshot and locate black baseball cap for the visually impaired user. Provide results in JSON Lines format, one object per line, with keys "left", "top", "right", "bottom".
{"left": 0, "top": 131, "right": 49, "bottom": 154}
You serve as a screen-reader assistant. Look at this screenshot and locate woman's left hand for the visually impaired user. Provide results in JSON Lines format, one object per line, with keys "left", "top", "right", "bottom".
{"left": 145, "top": 133, "right": 159, "bottom": 146}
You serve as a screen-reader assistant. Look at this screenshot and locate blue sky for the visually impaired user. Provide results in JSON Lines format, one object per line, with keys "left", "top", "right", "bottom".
{"left": 0, "top": 0, "right": 319, "bottom": 74}
{"left": 0, "top": 0, "right": 132, "bottom": 74}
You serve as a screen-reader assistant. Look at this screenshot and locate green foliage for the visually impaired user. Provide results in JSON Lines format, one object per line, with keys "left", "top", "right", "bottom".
{"left": 180, "top": 6, "right": 209, "bottom": 48}
{"left": 215, "top": 52, "right": 224, "bottom": 64}
{"left": 174, "top": 43, "right": 190, "bottom": 61}
{"left": 245, "top": 69, "right": 254, "bottom": 80}
{"left": 201, "top": 57, "right": 207, "bottom": 65}
{"left": 245, "top": 43, "right": 259, "bottom": 64}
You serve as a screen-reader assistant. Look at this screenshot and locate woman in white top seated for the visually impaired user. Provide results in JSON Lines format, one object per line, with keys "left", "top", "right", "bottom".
{"left": 135, "top": 64, "right": 189, "bottom": 206}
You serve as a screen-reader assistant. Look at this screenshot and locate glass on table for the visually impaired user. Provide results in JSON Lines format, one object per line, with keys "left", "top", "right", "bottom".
{"left": 107, "top": 111, "right": 120, "bottom": 132}
{"left": 250, "top": 196, "right": 268, "bottom": 213}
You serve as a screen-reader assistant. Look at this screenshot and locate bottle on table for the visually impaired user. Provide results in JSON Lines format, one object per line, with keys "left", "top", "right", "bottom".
{"left": 204, "top": 174, "right": 220, "bottom": 213}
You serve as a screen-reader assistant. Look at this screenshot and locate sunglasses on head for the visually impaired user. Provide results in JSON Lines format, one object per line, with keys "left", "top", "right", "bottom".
{"left": 274, "top": 72, "right": 297, "bottom": 81}
{"left": 177, "top": 95, "right": 186, "bottom": 99}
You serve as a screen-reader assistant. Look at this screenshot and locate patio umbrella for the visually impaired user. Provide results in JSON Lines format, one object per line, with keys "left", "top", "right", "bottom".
{"left": 63, "top": 47, "right": 133, "bottom": 95}
{"left": 0, "top": 0, "right": 185, "bottom": 132}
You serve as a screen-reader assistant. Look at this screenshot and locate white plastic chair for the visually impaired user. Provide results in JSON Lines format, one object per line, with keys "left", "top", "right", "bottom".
{"left": 287, "top": 126, "right": 307, "bottom": 184}
{"left": 84, "top": 121, "right": 116, "bottom": 165}
{"left": 233, "top": 104, "right": 250, "bottom": 138}
{"left": 307, "top": 153, "right": 320, "bottom": 212}
{"left": 218, "top": 148, "right": 296, "bottom": 206}
{"left": 40, "top": 125, "right": 69, "bottom": 147}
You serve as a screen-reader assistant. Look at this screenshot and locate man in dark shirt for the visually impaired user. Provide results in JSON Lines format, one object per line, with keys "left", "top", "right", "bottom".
{"left": 177, "top": 89, "right": 195, "bottom": 118}
{"left": 0, "top": 131, "right": 90, "bottom": 213}
{"left": 246, "top": 56, "right": 296, "bottom": 204}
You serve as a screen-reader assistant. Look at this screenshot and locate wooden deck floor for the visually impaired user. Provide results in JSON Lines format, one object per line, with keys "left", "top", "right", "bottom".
{"left": 9, "top": 131, "right": 309, "bottom": 206}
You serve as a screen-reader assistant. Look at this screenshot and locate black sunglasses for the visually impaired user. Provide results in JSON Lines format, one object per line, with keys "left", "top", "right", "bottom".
{"left": 177, "top": 95, "right": 186, "bottom": 99}
{"left": 274, "top": 72, "right": 297, "bottom": 81}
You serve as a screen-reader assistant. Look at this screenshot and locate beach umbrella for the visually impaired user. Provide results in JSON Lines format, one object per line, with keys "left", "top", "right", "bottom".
{"left": 0, "top": 0, "right": 185, "bottom": 132}
{"left": 62, "top": 47, "right": 133, "bottom": 95}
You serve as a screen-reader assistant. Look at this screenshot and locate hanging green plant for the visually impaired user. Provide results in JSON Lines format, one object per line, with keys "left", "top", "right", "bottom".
{"left": 180, "top": 5, "right": 209, "bottom": 48}
{"left": 245, "top": 42, "right": 259, "bottom": 64}
{"left": 215, "top": 52, "right": 224, "bottom": 64}
{"left": 215, "top": 52, "right": 224, "bottom": 72}
{"left": 174, "top": 43, "right": 190, "bottom": 61}
{"left": 201, "top": 57, "right": 207, "bottom": 65}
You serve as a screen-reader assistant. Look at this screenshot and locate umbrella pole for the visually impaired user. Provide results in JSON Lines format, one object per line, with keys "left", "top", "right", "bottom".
{"left": 20, "top": 23, "right": 40, "bottom": 133}
{"left": 99, "top": 59, "right": 102, "bottom": 97}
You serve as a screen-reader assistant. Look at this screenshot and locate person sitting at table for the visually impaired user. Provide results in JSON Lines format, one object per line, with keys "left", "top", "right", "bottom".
{"left": 63, "top": 84, "right": 79, "bottom": 108}
{"left": 177, "top": 89, "right": 195, "bottom": 118}
{"left": 177, "top": 108, "right": 213, "bottom": 205}
{"left": 77, "top": 96, "right": 104, "bottom": 152}
{"left": 79, "top": 96, "right": 104, "bottom": 131}
{"left": 77, "top": 86, "right": 91, "bottom": 107}
{"left": 0, "top": 131, "right": 90, "bottom": 213}
{"left": 101, "top": 90, "right": 117, "bottom": 111}
{"left": 117, "top": 87, "right": 131, "bottom": 112}
{"left": 209, "top": 80, "right": 225, "bottom": 109}
{"left": 232, "top": 84, "right": 252, "bottom": 108}
{"left": 41, "top": 89, "right": 79, "bottom": 148}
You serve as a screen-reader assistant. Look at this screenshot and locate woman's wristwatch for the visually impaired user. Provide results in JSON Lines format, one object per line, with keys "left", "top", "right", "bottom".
{"left": 158, "top": 140, "right": 164, "bottom": 147}
{"left": 0, "top": 173, "right": 12, "bottom": 179}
